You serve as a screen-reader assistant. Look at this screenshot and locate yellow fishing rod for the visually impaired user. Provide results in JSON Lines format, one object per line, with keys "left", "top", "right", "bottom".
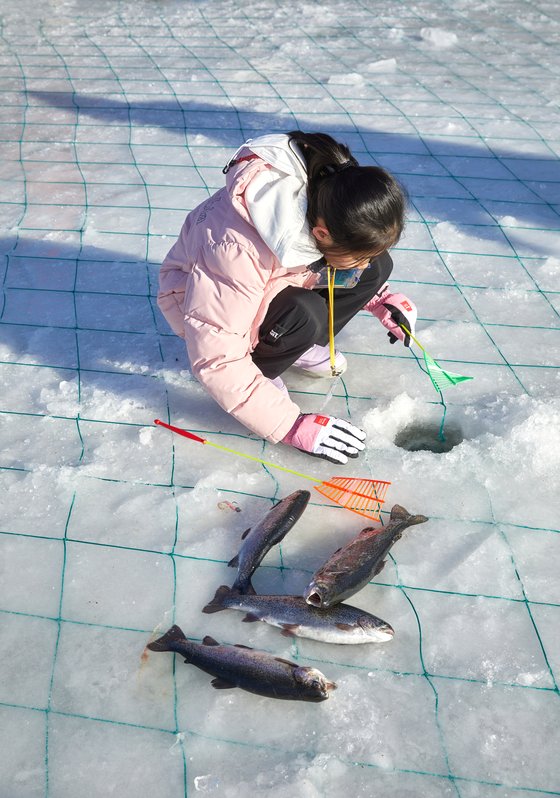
{"left": 327, "top": 266, "right": 343, "bottom": 377}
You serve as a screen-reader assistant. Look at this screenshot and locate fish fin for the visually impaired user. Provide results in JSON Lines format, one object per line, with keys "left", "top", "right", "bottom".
{"left": 202, "top": 585, "right": 232, "bottom": 614}
{"left": 372, "top": 560, "right": 385, "bottom": 576}
{"left": 335, "top": 623, "right": 354, "bottom": 630}
{"left": 146, "top": 624, "right": 186, "bottom": 652}
{"left": 274, "top": 656, "right": 297, "bottom": 667}
{"left": 211, "top": 677, "right": 236, "bottom": 690}
{"left": 240, "top": 527, "right": 252, "bottom": 540}
{"left": 359, "top": 525, "right": 382, "bottom": 537}
{"left": 323, "top": 565, "right": 354, "bottom": 577}
{"left": 227, "top": 554, "right": 239, "bottom": 568}
{"left": 202, "top": 635, "right": 220, "bottom": 646}
{"left": 280, "top": 624, "right": 299, "bottom": 637}
{"left": 242, "top": 613, "right": 260, "bottom": 623}
{"left": 234, "top": 643, "right": 253, "bottom": 650}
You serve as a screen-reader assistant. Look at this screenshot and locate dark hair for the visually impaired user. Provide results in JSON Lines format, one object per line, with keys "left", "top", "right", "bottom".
{"left": 288, "top": 130, "right": 407, "bottom": 257}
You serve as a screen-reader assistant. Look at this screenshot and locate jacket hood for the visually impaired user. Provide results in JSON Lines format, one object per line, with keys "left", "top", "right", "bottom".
{"left": 227, "top": 134, "right": 322, "bottom": 269}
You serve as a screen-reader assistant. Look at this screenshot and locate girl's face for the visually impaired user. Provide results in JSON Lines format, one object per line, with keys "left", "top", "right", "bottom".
{"left": 311, "top": 219, "right": 381, "bottom": 270}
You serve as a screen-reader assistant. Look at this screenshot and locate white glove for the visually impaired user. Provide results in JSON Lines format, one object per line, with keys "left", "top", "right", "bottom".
{"left": 282, "top": 414, "right": 366, "bottom": 465}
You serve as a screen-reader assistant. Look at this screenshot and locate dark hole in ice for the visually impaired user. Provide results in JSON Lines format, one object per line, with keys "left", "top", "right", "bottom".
{"left": 394, "top": 422, "right": 463, "bottom": 453}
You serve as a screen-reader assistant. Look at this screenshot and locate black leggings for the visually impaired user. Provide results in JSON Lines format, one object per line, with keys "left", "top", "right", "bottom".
{"left": 252, "top": 251, "right": 393, "bottom": 378}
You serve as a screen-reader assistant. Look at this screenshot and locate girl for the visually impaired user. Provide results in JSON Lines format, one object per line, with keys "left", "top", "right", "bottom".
{"left": 157, "top": 131, "right": 417, "bottom": 465}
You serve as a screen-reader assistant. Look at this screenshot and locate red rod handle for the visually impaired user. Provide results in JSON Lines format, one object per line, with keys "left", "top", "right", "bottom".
{"left": 154, "top": 419, "right": 206, "bottom": 444}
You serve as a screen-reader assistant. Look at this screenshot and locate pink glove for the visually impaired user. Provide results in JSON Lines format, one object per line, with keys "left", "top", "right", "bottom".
{"left": 282, "top": 414, "right": 366, "bottom": 465}
{"left": 365, "top": 285, "right": 417, "bottom": 347}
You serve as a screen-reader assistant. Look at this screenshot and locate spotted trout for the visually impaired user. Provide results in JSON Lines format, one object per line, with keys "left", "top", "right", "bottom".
{"left": 203, "top": 585, "right": 394, "bottom": 644}
{"left": 229, "top": 490, "right": 310, "bottom": 594}
{"left": 304, "top": 504, "right": 429, "bottom": 608}
{"left": 147, "top": 624, "right": 335, "bottom": 701}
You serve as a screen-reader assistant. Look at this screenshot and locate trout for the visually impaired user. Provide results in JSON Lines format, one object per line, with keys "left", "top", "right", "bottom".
{"left": 229, "top": 490, "right": 310, "bottom": 593}
{"left": 147, "top": 624, "right": 335, "bottom": 701}
{"left": 304, "top": 504, "right": 428, "bottom": 608}
{"left": 203, "top": 585, "right": 394, "bottom": 644}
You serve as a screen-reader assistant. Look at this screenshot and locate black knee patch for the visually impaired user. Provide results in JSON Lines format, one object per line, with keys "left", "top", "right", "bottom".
{"left": 261, "top": 288, "right": 327, "bottom": 344}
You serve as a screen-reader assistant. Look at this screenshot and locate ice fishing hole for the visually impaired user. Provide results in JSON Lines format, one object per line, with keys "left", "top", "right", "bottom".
{"left": 394, "top": 422, "right": 464, "bottom": 453}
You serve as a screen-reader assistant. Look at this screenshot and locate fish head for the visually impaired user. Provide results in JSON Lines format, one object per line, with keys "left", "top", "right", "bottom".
{"left": 358, "top": 615, "right": 395, "bottom": 642}
{"left": 294, "top": 666, "right": 337, "bottom": 701}
{"left": 303, "top": 580, "right": 332, "bottom": 609}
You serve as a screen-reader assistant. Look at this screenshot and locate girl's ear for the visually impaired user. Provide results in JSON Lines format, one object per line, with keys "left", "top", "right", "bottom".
{"left": 311, "top": 222, "right": 333, "bottom": 244}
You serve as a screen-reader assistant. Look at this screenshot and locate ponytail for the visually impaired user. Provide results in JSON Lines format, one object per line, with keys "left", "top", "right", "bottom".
{"left": 288, "top": 130, "right": 407, "bottom": 256}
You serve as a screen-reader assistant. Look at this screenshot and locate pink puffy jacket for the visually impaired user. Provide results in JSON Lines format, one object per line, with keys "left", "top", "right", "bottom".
{"left": 158, "top": 155, "right": 318, "bottom": 443}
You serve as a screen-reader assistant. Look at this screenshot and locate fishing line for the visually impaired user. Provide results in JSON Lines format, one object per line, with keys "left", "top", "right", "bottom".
{"left": 327, "top": 266, "right": 338, "bottom": 376}
{"left": 408, "top": 345, "right": 448, "bottom": 443}
{"left": 315, "top": 266, "right": 344, "bottom": 410}
{"left": 438, "top": 398, "right": 447, "bottom": 443}
{"left": 319, "top": 375, "right": 342, "bottom": 410}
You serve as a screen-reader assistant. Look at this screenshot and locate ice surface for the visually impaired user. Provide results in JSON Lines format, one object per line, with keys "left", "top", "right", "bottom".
{"left": 365, "top": 58, "right": 398, "bottom": 73}
{"left": 420, "top": 28, "right": 459, "bottom": 48}
{"left": 1, "top": 0, "right": 559, "bottom": 796}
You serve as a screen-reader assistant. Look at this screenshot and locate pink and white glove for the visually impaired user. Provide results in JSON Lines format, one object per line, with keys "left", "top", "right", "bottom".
{"left": 282, "top": 414, "right": 366, "bottom": 465}
{"left": 365, "top": 285, "right": 417, "bottom": 347}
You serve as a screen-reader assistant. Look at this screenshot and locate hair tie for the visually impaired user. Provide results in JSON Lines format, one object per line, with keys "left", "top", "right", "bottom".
{"left": 318, "top": 160, "right": 357, "bottom": 178}
{"left": 336, "top": 160, "right": 355, "bottom": 172}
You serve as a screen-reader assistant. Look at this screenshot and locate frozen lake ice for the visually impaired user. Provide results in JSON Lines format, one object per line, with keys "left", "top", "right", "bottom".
{"left": 0, "top": 0, "right": 559, "bottom": 795}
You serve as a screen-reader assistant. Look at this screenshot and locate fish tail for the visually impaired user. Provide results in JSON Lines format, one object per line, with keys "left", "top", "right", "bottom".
{"left": 408, "top": 513, "right": 429, "bottom": 526}
{"left": 202, "top": 585, "right": 235, "bottom": 614}
{"left": 390, "top": 504, "right": 429, "bottom": 526}
{"left": 389, "top": 504, "right": 410, "bottom": 521}
{"left": 147, "top": 624, "right": 186, "bottom": 652}
{"left": 231, "top": 577, "right": 256, "bottom": 596}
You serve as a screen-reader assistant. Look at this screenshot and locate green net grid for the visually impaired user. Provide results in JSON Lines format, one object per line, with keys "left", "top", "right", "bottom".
{"left": 0, "top": 0, "right": 559, "bottom": 796}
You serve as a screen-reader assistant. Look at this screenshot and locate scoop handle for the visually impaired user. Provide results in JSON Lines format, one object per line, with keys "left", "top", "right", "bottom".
{"left": 154, "top": 419, "right": 206, "bottom": 444}
{"left": 154, "top": 418, "right": 319, "bottom": 483}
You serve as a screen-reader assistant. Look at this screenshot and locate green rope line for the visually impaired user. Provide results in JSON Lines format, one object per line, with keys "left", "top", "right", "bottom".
{"left": 44, "top": 491, "right": 74, "bottom": 797}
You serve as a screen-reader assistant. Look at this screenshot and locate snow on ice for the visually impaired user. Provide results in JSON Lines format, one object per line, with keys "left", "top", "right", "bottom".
{"left": 0, "top": 0, "right": 559, "bottom": 796}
